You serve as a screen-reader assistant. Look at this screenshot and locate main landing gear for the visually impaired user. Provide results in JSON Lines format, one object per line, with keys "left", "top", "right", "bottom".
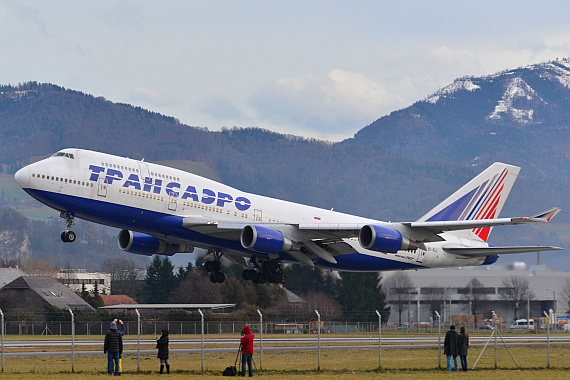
{"left": 205, "top": 252, "right": 225, "bottom": 283}
{"left": 242, "top": 260, "right": 287, "bottom": 284}
{"left": 60, "top": 212, "right": 76, "bottom": 243}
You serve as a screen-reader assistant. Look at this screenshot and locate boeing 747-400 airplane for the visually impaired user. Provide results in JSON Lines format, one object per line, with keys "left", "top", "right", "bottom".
{"left": 15, "top": 149, "right": 562, "bottom": 284}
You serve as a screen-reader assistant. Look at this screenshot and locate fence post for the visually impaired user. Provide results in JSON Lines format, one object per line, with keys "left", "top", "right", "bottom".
{"left": 68, "top": 308, "right": 75, "bottom": 373}
{"left": 198, "top": 309, "right": 204, "bottom": 372}
{"left": 315, "top": 310, "right": 321, "bottom": 370}
{"left": 375, "top": 310, "right": 382, "bottom": 368}
{"left": 257, "top": 309, "right": 263, "bottom": 370}
{"left": 0, "top": 308, "right": 4, "bottom": 372}
{"left": 135, "top": 309, "right": 140, "bottom": 372}
{"left": 435, "top": 311, "right": 441, "bottom": 368}
{"left": 543, "top": 310, "right": 550, "bottom": 368}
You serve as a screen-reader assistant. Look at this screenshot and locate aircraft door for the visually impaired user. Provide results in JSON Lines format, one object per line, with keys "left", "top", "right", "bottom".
{"left": 97, "top": 177, "right": 108, "bottom": 197}
{"left": 254, "top": 209, "right": 262, "bottom": 222}
{"left": 138, "top": 162, "right": 150, "bottom": 181}
{"left": 168, "top": 195, "right": 178, "bottom": 211}
{"left": 416, "top": 249, "right": 426, "bottom": 263}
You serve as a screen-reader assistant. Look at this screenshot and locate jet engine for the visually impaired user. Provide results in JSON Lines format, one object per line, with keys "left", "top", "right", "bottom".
{"left": 118, "top": 230, "right": 194, "bottom": 256}
{"left": 240, "top": 225, "right": 294, "bottom": 253}
{"left": 359, "top": 225, "right": 420, "bottom": 253}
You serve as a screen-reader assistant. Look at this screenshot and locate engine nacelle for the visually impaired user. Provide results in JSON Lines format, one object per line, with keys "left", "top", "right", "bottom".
{"left": 240, "top": 225, "right": 293, "bottom": 253}
{"left": 359, "top": 225, "right": 419, "bottom": 253}
{"left": 118, "top": 230, "right": 194, "bottom": 256}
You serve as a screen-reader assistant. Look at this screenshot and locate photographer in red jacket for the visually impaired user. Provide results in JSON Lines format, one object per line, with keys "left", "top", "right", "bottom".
{"left": 240, "top": 325, "right": 255, "bottom": 377}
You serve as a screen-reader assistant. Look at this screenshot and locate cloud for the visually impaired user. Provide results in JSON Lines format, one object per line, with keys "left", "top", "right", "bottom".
{"left": 249, "top": 70, "right": 400, "bottom": 135}
{"left": 130, "top": 87, "right": 183, "bottom": 107}
{"left": 198, "top": 96, "right": 246, "bottom": 121}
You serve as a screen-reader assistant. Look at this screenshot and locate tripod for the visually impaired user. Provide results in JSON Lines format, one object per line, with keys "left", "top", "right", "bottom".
{"left": 237, "top": 345, "right": 258, "bottom": 377}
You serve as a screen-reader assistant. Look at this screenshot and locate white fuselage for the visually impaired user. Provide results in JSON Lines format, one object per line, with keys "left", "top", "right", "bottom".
{"left": 15, "top": 148, "right": 490, "bottom": 271}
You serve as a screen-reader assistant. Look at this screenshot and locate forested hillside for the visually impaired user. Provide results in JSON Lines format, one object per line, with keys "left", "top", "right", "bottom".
{"left": 349, "top": 59, "right": 570, "bottom": 185}
{"left": 0, "top": 74, "right": 568, "bottom": 271}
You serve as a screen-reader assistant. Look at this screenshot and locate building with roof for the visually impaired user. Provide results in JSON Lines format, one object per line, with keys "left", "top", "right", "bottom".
{"left": 0, "top": 276, "right": 93, "bottom": 310}
{"left": 56, "top": 269, "right": 111, "bottom": 294}
{"left": 383, "top": 263, "right": 570, "bottom": 325}
{"left": 100, "top": 294, "right": 137, "bottom": 307}
{"left": 0, "top": 268, "right": 26, "bottom": 289}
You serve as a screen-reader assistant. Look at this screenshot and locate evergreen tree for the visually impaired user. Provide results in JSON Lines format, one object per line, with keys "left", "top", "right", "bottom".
{"left": 144, "top": 255, "right": 177, "bottom": 303}
{"left": 81, "top": 283, "right": 89, "bottom": 300}
{"left": 335, "top": 272, "right": 390, "bottom": 322}
{"left": 282, "top": 265, "right": 336, "bottom": 297}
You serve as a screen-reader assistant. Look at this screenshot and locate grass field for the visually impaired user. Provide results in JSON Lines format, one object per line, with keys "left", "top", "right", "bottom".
{"left": 0, "top": 334, "right": 568, "bottom": 378}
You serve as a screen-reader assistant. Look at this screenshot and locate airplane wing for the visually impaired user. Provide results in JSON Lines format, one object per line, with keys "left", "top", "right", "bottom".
{"left": 296, "top": 207, "right": 562, "bottom": 242}
{"left": 181, "top": 207, "right": 561, "bottom": 244}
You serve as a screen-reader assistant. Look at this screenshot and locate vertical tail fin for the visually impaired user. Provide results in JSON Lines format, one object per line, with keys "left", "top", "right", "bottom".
{"left": 416, "top": 163, "right": 520, "bottom": 241}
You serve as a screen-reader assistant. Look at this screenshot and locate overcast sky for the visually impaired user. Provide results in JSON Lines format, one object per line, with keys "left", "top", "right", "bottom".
{"left": 2, "top": 1, "right": 570, "bottom": 141}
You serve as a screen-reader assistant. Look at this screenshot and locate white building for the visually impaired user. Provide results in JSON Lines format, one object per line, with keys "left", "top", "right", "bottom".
{"left": 383, "top": 263, "right": 570, "bottom": 325}
{"left": 56, "top": 269, "right": 111, "bottom": 295}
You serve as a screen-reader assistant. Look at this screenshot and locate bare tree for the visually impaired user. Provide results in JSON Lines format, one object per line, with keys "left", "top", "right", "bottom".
{"left": 170, "top": 268, "right": 222, "bottom": 304}
{"left": 384, "top": 272, "right": 414, "bottom": 326}
{"left": 423, "top": 285, "right": 445, "bottom": 322}
{"left": 58, "top": 264, "right": 79, "bottom": 292}
{"left": 500, "top": 276, "right": 534, "bottom": 320}
{"left": 20, "top": 256, "right": 59, "bottom": 277}
{"left": 461, "top": 278, "right": 489, "bottom": 327}
{"left": 101, "top": 258, "right": 141, "bottom": 297}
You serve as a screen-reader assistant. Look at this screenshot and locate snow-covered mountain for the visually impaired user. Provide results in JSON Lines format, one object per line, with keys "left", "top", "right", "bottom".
{"left": 348, "top": 59, "right": 570, "bottom": 184}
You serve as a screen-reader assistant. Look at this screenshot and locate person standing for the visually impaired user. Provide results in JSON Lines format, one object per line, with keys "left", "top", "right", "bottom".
{"left": 240, "top": 325, "right": 255, "bottom": 377}
{"left": 156, "top": 329, "right": 170, "bottom": 374}
{"left": 104, "top": 321, "right": 123, "bottom": 376}
{"left": 443, "top": 325, "right": 459, "bottom": 371}
{"left": 458, "top": 326, "right": 469, "bottom": 371}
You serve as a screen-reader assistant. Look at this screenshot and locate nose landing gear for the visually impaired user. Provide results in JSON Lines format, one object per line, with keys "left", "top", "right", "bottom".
{"left": 60, "top": 212, "right": 76, "bottom": 243}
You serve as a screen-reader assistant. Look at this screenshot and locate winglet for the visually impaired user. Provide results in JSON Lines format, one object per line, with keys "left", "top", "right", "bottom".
{"left": 528, "top": 207, "right": 561, "bottom": 222}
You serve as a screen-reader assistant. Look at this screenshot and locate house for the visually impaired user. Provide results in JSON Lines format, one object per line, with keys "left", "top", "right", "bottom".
{"left": 0, "top": 276, "right": 93, "bottom": 310}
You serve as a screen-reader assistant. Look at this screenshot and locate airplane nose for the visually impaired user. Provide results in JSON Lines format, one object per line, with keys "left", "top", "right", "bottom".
{"left": 15, "top": 167, "right": 30, "bottom": 188}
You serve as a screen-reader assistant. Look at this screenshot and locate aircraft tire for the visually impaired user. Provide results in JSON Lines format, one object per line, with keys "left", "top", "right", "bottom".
{"left": 211, "top": 261, "right": 221, "bottom": 273}
{"left": 65, "top": 231, "right": 76, "bottom": 243}
{"left": 242, "top": 270, "right": 251, "bottom": 281}
{"left": 205, "top": 261, "right": 213, "bottom": 272}
{"left": 215, "top": 272, "right": 225, "bottom": 283}
{"left": 259, "top": 272, "right": 268, "bottom": 284}
{"left": 209, "top": 273, "right": 217, "bottom": 283}
{"left": 61, "top": 231, "right": 68, "bottom": 242}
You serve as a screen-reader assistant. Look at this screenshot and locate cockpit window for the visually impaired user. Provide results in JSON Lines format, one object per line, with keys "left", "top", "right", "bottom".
{"left": 52, "top": 152, "right": 75, "bottom": 159}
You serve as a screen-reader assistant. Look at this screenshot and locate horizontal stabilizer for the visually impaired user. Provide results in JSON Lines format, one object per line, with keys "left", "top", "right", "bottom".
{"left": 408, "top": 207, "right": 562, "bottom": 234}
{"left": 443, "top": 245, "right": 564, "bottom": 257}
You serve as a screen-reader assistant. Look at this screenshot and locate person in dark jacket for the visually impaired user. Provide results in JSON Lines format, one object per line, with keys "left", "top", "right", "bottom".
{"left": 443, "top": 325, "right": 459, "bottom": 371}
{"left": 458, "top": 326, "right": 469, "bottom": 371}
{"left": 240, "top": 325, "right": 255, "bottom": 377}
{"left": 104, "top": 321, "right": 123, "bottom": 376}
{"left": 156, "top": 329, "right": 170, "bottom": 374}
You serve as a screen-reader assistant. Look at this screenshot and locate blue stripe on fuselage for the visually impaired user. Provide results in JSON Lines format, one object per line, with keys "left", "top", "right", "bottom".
{"left": 23, "top": 188, "right": 428, "bottom": 272}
